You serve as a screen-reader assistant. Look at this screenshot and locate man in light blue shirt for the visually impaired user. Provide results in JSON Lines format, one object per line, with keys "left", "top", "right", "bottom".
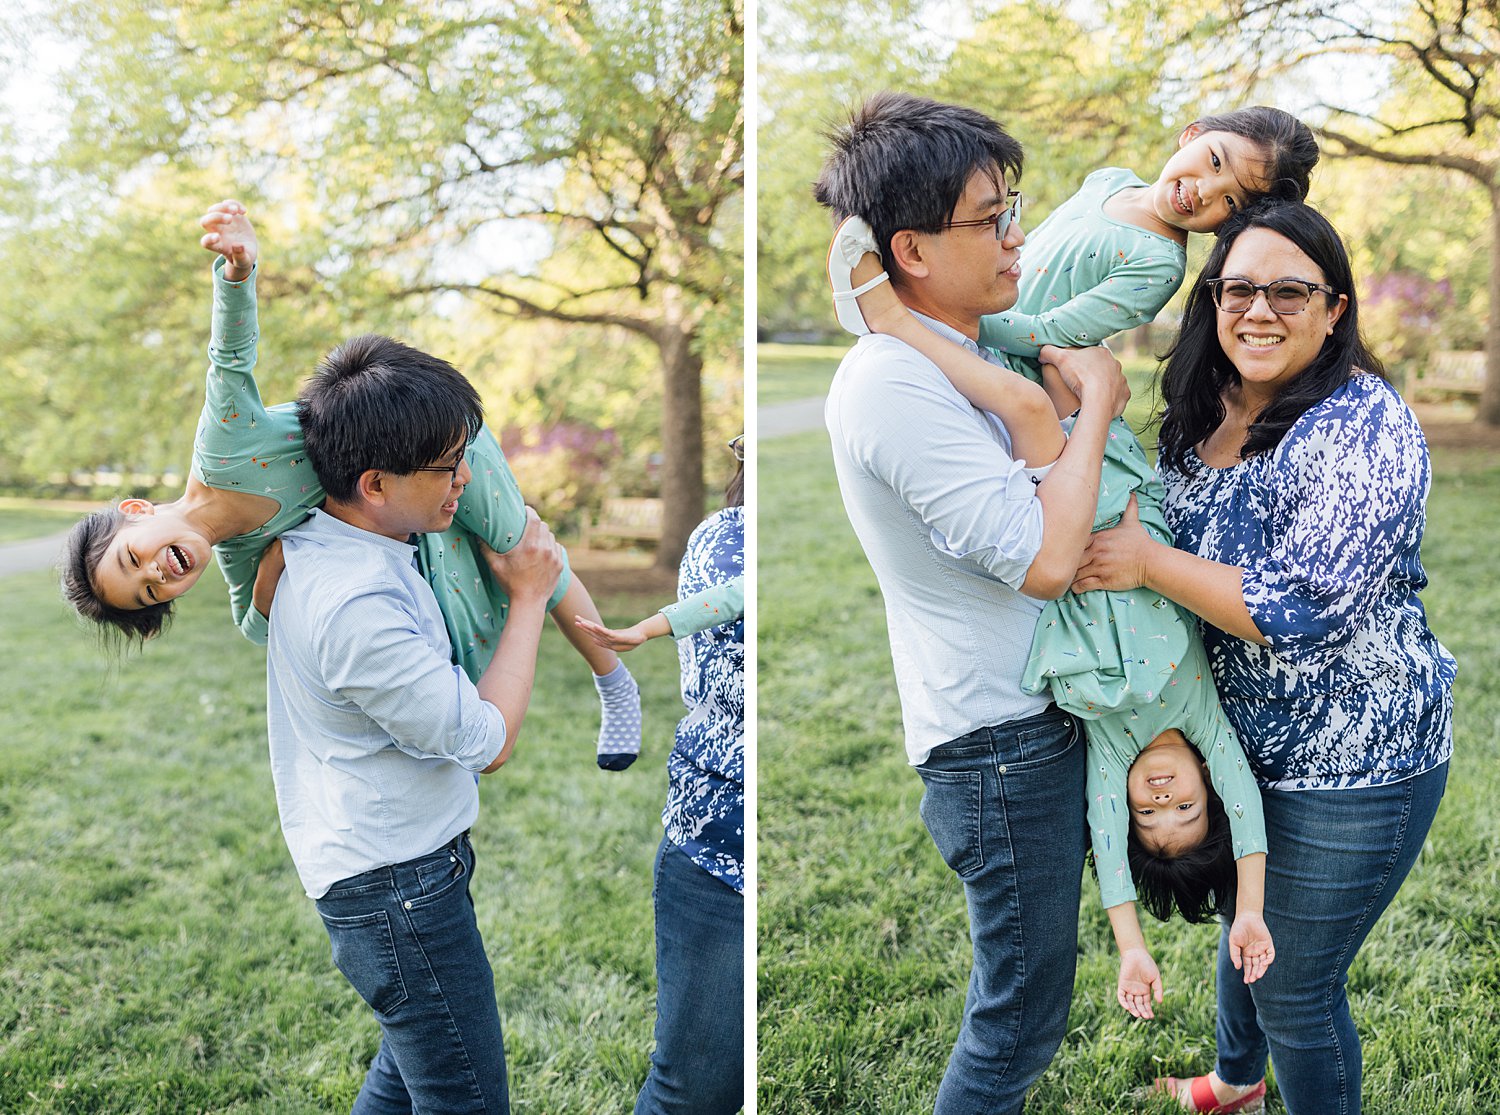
{"left": 816, "top": 93, "right": 1129, "bottom": 1114}
{"left": 267, "top": 334, "right": 563, "bottom": 1114}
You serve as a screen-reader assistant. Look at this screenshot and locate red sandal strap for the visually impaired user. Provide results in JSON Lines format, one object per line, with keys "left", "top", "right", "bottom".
{"left": 1189, "top": 1076, "right": 1220, "bottom": 1111}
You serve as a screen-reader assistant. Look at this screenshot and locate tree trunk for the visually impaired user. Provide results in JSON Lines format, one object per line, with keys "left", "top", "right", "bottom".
{"left": 1481, "top": 184, "right": 1500, "bottom": 427}
{"left": 654, "top": 320, "right": 706, "bottom": 572}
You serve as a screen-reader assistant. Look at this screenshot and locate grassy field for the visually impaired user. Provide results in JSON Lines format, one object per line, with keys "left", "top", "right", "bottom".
{"left": 0, "top": 504, "right": 94, "bottom": 544}
{"left": 0, "top": 564, "right": 689, "bottom": 1114}
{"left": 757, "top": 350, "right": 1500, "bottom": 1112}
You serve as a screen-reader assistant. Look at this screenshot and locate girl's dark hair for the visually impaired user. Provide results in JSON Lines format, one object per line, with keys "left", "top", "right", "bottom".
{"left": 1127, "top": 781, "right": 1236, "bottom": 924}
{"left": 813, "top": 91, "right": 1025, "bottom": 286}
{"left": 1191, "top": 106, "right": 1319, "bottom": 203}
{"left": 60, "top": 505, "right": 174, "bottom": 644}
{"left": 298, "top": 334, "right": 484, "bottom": 501}
{"left": 725, "top": 458, "right": 744, "bottom": 509}
{"left": 1157, "top": 200, "right": 1386, "bottom": 471}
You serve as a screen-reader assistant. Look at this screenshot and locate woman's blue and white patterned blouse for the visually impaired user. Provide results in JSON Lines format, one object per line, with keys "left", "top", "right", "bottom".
{"left": 1160, "top": 374, "right": 1456, "bottom": 791}
{"left": 664, "top": 506, "right": 745, "bottom": 892}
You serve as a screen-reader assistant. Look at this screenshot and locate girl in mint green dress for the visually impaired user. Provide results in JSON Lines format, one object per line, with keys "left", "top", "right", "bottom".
{"left": 62, "top": 201, "right": 642, "bottom": 769}
{"left": 831, "top": 107, "right": 1319, "bottom": 1019}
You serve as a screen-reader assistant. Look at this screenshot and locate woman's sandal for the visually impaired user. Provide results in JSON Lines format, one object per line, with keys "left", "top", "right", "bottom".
{"left": 826, "top": 215, "right": 888, "bottom": 336}
{"left": 1153, "top": 1075, "right": 1266, "bottom": 1113}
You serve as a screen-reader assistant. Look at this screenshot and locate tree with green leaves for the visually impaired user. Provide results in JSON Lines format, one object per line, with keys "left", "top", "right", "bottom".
{"left": 1108, "top": 0, "right": 1500, "bottom": 424}
{"left": 12, "top": 0, "right": 743, "bottom": 567}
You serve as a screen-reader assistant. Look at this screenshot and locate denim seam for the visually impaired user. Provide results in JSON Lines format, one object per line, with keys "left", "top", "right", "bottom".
{"left": 980, "top": 748, "right": 1025, "bottom": 1089}
{"left": 1319, "top": 777, "right": 1416, "bottom": 1115}
{"left": 397, "top": 855, "right": 489, "bottom": 1110}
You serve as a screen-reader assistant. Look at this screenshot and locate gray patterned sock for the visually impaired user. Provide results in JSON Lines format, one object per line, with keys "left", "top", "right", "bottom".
{"left": 594, "top": 662, "right": 641, "bottom": 771}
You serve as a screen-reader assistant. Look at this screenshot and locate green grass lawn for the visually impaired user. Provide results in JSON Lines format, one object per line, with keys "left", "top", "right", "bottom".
{"left": 757, "top": 343, "right": 852, "bottom": 406}
{"left": 758, "top": 351, "right": 1500, "bottom": 1111}
{"left": 0, "top": 504, "right": 95, "bottom": 544}
{"left": 1, "top": 567, "right": 688, "bottom": 1114}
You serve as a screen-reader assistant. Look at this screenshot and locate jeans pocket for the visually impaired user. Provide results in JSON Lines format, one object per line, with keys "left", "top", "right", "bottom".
{"left": 318, "top": 909, "right": 409, "bottom": 1017}
{"left": 411, "top": 847, "right": 469, "bottom": 907}
{"left": 916, "top": 767, "right": 984, "bottom": 878}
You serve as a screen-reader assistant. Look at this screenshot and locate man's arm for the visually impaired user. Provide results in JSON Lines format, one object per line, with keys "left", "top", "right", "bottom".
{"left": 472, "top": 509, "right": 565, "bottom": 771}
{"left": 839, "top": 343, "right": 1126, "bottom": 596}
{"left": 1020, "top": 344, "right": 1131, "bottom": 598}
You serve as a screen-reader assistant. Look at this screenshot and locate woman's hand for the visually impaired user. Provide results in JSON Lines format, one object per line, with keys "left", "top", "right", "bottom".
{"left": 199, "top": 200, "right": 259, "bottom": 281}
{"left": 251, "top": 538, "right": 285, "bottom": 620}
{"left": 1116, "top": 947, "right": 1164, "bottom": 1020}
{"left": 1071, "top": 494, "right": 1155, "bottom": 594}
{"left": 1229, "top": 911, "right": 1276, "bottom": 984}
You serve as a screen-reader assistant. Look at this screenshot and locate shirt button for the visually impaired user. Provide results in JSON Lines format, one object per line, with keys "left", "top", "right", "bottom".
{"left": 998, "top": 765, "right": 1007, "bottom": 774}
{"left": 404, "top": 901, "right": 413, "bottom": 910}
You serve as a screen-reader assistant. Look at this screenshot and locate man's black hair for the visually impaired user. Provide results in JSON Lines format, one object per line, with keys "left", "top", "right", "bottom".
{"left": 813, "top": 91, "right": 1024, "bottom": 286}
{"left": 298, "top": 334, "right": 484, "bottom": 501}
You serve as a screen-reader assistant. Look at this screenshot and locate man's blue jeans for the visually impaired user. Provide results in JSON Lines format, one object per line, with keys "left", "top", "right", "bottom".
{"left": 1215, "top": 762, "right": 1448, "bottom": 1115}
{"left": 314, "top": 831, "right": 509, "bottom": 1114}
{"left": 915, "top": 707, "right": 1087, "bottom": 1115}
{"left": 635, "top": 836, "right": 743, "bottom": 1115}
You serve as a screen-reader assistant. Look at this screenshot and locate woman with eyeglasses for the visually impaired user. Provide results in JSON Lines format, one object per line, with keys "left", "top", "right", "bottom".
{"left": 60, "top": 200, "right": 645, "bottom": 771}
{"left": 579, "top": 440, "right": 745, "bottom": 1114}
{"left": 1073, "top": 200, "right": 1455, "bottom": 1114}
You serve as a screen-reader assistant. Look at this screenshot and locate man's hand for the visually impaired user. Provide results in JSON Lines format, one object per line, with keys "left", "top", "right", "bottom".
{"left": 1039, "top": 343, "right": 1129, "bottom": 420}
{"left": 199, "top": 199, "right": 259, "bottom": 281}
{"left": 478, "top": 508, "right": 563, "bottom": 604}
{"left": 1116, "top": 947, "right": 1164, "bottom": 1020}
{"left": 251, "top": 538, "right": 285, "bottom": 620}
{"left": 1229, "top": 910, "right": 1276, "bottom": 984}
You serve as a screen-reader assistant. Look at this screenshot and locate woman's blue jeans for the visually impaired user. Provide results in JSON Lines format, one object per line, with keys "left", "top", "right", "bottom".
{"left": 314, "top": 831, "right": 509, "bottom": 1114}
{"left": 634, "top": 836, "right": 744, "bottom": 1115}
{"left": 915, "top": 707, "right": 1087, "bottom": 1115}
{"left": 1215, "top": 762, "right": 1447, "bottom": 1114}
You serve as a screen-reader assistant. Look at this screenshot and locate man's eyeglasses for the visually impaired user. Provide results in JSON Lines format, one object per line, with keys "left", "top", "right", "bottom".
{"left": 408, "top": 448, "right": 467, "bottom": 481}
{"left": 945, "top": 191, "right": 1023, "bottom": 240}
{"left": 727, "top": 434, "right": 744, "bottom": 462}
{"left": 1205, "top": 277, "right": 1338, "bottom": 315}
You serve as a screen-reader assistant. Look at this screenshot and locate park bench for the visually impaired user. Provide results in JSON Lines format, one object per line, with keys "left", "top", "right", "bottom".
{"left": 580, "top": 496, "right": 664, "bottom": 550}
{"left": 1411, "top": 350, "right": 1486, "bottom": 401}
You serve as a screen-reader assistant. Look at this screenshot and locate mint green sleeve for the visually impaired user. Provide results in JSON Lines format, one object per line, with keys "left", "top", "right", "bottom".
{"left": 1086, "top": 735, "right": 1138, "bottom": 908}
{"left": 452, "top": 424, "right": 571, "bottom": 609}
{"left": 977, "top": 254, "right": 1182, "bottom": 358}
{"left": 660, "top": 575, "right": 744, "bottom": 639}
{"left": 1197, "top": 705, "right": 1269, "bottom": 864}
{"left": 195, "top": 260, "right": 272, "bottom": 644}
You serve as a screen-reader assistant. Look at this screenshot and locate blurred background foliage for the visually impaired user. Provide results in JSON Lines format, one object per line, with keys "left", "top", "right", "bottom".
{"left": 0, "top": 0, "right": 743, "bottom": 562}
{"left": 759, "top": 0, "right": 1498, "bottom": 419}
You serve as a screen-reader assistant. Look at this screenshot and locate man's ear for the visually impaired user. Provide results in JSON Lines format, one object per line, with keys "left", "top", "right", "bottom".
{"left": 355, "top": 469, "right": 389, "bottom": 507}
{"left": 118, "top": 498, "right": 155, "bottom": 516}
{"left": 887, "top": 229, "right": 929, "bottom": 282}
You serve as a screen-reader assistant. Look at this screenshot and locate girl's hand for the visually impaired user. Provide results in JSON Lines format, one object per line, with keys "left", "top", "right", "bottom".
{"left": 1229, "top": 911, "right": 1276, "bottom": 984}
{"left": 199, "top": 199, "right": 259, "bottom": 280}
{"left": 1116, "top": 947, "right": 1164, "bottom": 1020}
{"left": 574, "top": 617, "right": 652, "bottom": 652}
{"left": 1071, "top": 494, "right": 1153, "bottom": 593}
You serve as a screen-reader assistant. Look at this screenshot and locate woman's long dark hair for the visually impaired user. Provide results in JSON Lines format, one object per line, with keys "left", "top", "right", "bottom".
{"left": 1157, "top": 201, "right": 1386, "bottom": 472}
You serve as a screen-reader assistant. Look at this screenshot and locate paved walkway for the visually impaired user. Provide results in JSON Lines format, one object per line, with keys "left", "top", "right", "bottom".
{"left": 761, "top": 395, "right": 826, "bottom": 439}
{"left": 0, "top": 530, "right": 70, "bottom": 578}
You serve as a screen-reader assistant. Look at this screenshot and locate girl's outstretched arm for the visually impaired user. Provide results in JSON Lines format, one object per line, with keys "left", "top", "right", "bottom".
{"left": 574, "top": 575, "right": 745, "bottom": 651}
{"left": 1107, "top": 902, "right": 1164, "bottom": 1020}
{"left": 574, "top": 612, "right": 672, "bottom": 652}
{"left": 1228, "top": 852, "right": 1274, "bottom": 983}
